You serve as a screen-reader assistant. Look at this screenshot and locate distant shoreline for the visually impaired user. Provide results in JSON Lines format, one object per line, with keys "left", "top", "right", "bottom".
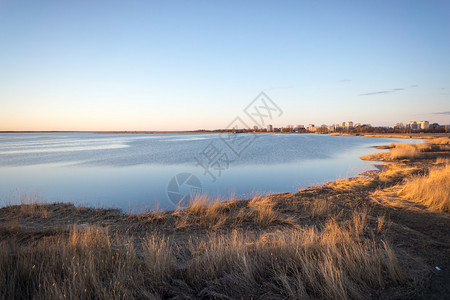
{"left": 1, "top": 130, "right": 449, "bottom": 138}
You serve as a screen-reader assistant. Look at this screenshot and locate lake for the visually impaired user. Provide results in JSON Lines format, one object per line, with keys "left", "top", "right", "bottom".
{"left": 0, "top": 132, "right": 421, "bottom": 212}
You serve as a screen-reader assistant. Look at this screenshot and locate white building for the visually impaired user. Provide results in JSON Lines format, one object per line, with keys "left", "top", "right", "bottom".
{"left": 267, "top": 124, "right": 273, "bottom": 132}
{"left": 419, "top": 121, "right": 429, "bottom": 129}
{"left": 406, "top": 121, "right": 429, "bottom": 130}
{"left": 344, "top": 121, "right": 353, "bottom": 129}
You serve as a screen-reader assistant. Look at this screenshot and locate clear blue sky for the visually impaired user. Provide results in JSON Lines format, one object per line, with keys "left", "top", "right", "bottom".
{"left": 1, "top": 0, "right": 449, "bottom": 131}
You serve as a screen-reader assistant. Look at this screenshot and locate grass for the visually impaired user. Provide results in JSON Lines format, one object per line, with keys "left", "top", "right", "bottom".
{"left": 389, "top": 143, "right": 431, "bottom": 159}
{"left": 362, "top": 139, "right": 450, "bottom": 161}
{"left": 0, "top": 225, "right": 167, "bottom": 299}
{"left": 172, "top": 194, "right": 295, "bottom": 230}
{"left": 0, "top": 209, "right": 405, "bottom": 300}
{"left": 399, "top": 163, "right": 450, "bottom": 212}
{"left": 427, "top": 137, "right": 450, "bottom": 145}
{"left": 185, "top": 215, "right": 404, "bottom": 299}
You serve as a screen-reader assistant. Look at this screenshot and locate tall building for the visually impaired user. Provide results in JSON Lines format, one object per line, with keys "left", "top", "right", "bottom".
{"left": 406, "top": 121, "right": 417, "bottom": 130}
{"left": 419, "top": 121, "right": 429, "bottom": 129}
{"left": 344, "top": 121, "right": 353, "bottom": 129}
{"left": 406, "top": 121, "right": 429, "bottom": 130}
{"left": 267, "top": 124, "right": 273, "bottom": 132}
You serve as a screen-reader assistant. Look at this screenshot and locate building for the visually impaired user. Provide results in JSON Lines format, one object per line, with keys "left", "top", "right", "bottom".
{"left": 406, "top": 121, "right": 429, "bottom": 130}
{"left": 344, "top": 121, "right": 353, "bottom": 129}
{"left": 307, "top": 124, "right": 315, "bottom": 132}
{"left": 267, "top": 124, "right": 273, "bottom": 132}
{"left": 406, "top": 121, "right": 418, "bottom": 130}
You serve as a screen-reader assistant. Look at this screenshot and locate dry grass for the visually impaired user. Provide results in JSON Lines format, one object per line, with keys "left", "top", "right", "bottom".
{"left": 0, "top": 225, "right": 168, "bottom": 299}
{"left": 183, "top": 210, "right": 404, "bottom": 299}
{"left": 378, "top": 162, "right": 420, "bottom": 182}
{"left": 389, "top": 143, "right": 429, "bottom": 159}
{"left": 366, "top": 140, "right": 450, "bottom": 161}
{"left": 173, "top": 195, "right": 294, "bottom": 229}
{"left": 427, "top": 137, "right": 450, "bottom": 145}
{"left": 9, "top": 192, "right": 52, "bottom": 219}
{"left": 0, "top": 205, "right": 407, "bottom": 299}
{"left": 399, "top": 163, "right": 450, "bottom": 212}
{"left": 288, "top": 195, "right": 340, "bottom": 218}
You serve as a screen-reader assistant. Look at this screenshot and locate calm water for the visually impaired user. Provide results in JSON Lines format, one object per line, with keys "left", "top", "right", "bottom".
{"left": 0, "top": 133, "right": 421, "bottom": 212}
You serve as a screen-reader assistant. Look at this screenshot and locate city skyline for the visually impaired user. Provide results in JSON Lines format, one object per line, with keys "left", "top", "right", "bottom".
{"left": 1, "top": 1, "right": 449, "bottom": 131}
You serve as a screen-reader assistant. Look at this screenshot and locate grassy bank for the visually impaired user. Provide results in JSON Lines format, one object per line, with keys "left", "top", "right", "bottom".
{"left": 1, "top": 138, "right": 449, "bottom": 299}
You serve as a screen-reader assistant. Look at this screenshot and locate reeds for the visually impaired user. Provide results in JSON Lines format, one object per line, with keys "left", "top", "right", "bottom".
{"left": 388, "top": 140, "right": 450, "bottom": 160}
{"left": 173, "top": 195, "right": 294, "bottom": 229}
{"left": 389, "top": 143, "right": 429, "bottom": 159}
{"left": 427, "top": 137, "right": 450, "bottom": 145}
{"left": 400, "top": 163, "right": 450, "bottom": 212}
{"left": 0, "top": 209, "right": 405, "bottom": 299}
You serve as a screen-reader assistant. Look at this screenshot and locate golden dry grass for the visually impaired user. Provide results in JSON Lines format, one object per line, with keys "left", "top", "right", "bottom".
{"left": 185, "top": 214, "right": 404, "bottom": 299}
{"left": 427, "top": 137, "right": 450, "bottom": 145}
{"left": 389, "top": 143, "right": 429, "bottom": 159}
{"left": 399, "top": 163, "right": 450, "bottom": 212}
{"left": 362, "top": 139, "right": 450, "bottom": 161}
{"left": 0, "top": 225, "right": 166, "bottom": 299}
{"left": 0, "top": 209, "right": 405, "bottom": 300}
{"left": 389, "top": 141, "right": 450, "bottom": 160}
{"left": 172, "top": 195, "right": 294, "bottom": 229}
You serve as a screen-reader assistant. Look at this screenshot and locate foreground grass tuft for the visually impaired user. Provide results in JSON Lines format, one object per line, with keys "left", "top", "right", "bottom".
{"left": 400, "top": 163, "right": 450, "bottom": 212}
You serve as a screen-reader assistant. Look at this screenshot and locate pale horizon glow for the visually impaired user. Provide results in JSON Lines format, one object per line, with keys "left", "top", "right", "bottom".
{"left": 1, "top": 1, "right": 449, "bottom": 131}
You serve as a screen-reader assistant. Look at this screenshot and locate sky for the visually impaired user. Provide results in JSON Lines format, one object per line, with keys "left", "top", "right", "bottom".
{"left": 0, "top": 0, "right": 449, "bottom": 131}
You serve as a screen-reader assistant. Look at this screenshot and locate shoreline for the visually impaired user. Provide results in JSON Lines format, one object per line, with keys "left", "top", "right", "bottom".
{"left": 1, "top": 137, "right": 449, "bottom": 298}
{"left": 1, "top": 131, "right": 449, "bottom": 138}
